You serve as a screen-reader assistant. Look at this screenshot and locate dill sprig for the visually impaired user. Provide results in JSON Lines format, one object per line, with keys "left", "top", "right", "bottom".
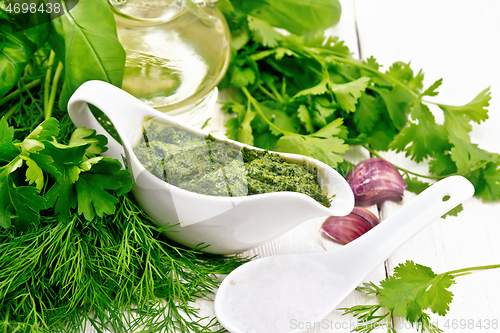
{"left": 0, "top": 194, "right": 247, "bottom": 333}
{"left": 0, "top": 45, "right": 248, "bottom": 332}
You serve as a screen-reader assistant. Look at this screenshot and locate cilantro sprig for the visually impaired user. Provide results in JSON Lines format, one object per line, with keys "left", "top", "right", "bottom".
{"left": 218, "top": 2, "right": 500, "bottom": 205}
{"left": 0, "top": 116, "right": 131, "bottom": 229}
{"left": 341, "top": 261, "right": 500, "bottom": 333}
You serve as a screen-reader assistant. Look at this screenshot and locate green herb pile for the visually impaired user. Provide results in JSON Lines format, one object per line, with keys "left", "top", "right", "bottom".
{"left": 0, "top": 0, "right": 249, "bottom": 331}
{"left": 217, "top": 1, "right": 500, "bottom": 213}
{"left": 0, "top": 69, "right": 248, "bottom": 333}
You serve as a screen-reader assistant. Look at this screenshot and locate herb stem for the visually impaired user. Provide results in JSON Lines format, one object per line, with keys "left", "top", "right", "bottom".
{"left": 306, "top": 48, "right": 420, "bottom": 99}
{"left": 45, "top": 61, "right": 64, "bottom": 119}
{"left": 0, "top": 79, "right": 41, "bottom": 107}
{"left": 362, "top": 145, "right": 443, "bottom": 180}
{"left": 257, "top": 83, "right": 278, "bottom": 102}
{"left": 44, "top": 50, "right": 56, "bottom": 115}
{"left": 363, "top": 145, "right": 491, "bottom": 180}
{"left": 3, "top": 103, "right": 20, "bottom": 120}
{"left": 241, "top": 86, "right": 291, "bottom": 135}
{"left": 266, "top": 80, "right": 284, "bottom": 103}
{"left": 445, "top": 264, "right": 500, "bottom": 276}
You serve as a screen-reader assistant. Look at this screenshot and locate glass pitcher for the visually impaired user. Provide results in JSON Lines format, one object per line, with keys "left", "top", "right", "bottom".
{"left": 109, "top": 0, "right": 231, "bottom": 126}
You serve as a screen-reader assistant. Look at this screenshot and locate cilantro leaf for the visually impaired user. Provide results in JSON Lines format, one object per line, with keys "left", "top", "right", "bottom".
{"left": 257, "top": 103, "right": 299, "bottom": 136}
{"left": 293, "top": 76, "right": 369, "bottom": 113}
{"left": 225, "top": 117, "right": 240, "bottom": 140}
{"left": 276, "top": 134, "right": 347, "bottom": 167}
{"left": 353, "top": 93, "right": 382, "bottom": 134}
{"left": 426, "top": 274, "right": 455, "bottom": 316}
{"left": 364, "top": 56, "right": 380, "bottom": 70}
{"left": 378, "top": 261, "right": 457, "bottom": 320}
{"left": 343, "top": 261, "right": 500, "bottom": 333}
{"left": 276, "top": 119, "right": 348, "bottom": 167}
{"left": 429, "top": 153, "right": 457, "bottom": 176}
{"left": 292, "top": 77, "right": 329, "bottom": 98}
{"left": 247, "top": 15, "right": 282, "bottom": 47}
{"left": 304, "top": 35, "right": 351, "bottom": 57}
{"left": 237, "top": 107, "right": 256, "bottom": 145}
{"left": 391, "top": 102, "right": 449, "bottom": 162}
{"left": 449, "top": 132, "right": 497, "bottom": 173}
{"left": 386, "top": 62, "right": 424, "bottom": 92}
{"left": 439, "top": 87, "right": 491, "bottom": 140}
{"left": 330, "top": 77, "right": 370, "bottom": 113}
{"left": 366, "top": 120, "right": 397, "bottom": 151}
{"left": 0, "top": 117, "right": 19, "bottom": 163}
{"left": 476, "top": 162, "right": 500, "bottom": 201}
{"left": 441, "top": 204, "right": 464, "bottom": 219}
{"left": 312, "top": 100, "right": 336, "bottom": 127}
{"left": 250, "top": 47, "right": 298, "bottom": 61}
{"left": 404, "top": 176, "right": 431, "bottom": 195}
{"left": 230, "top": 65, "right": 256, "bottom": 88}
{"left": 421, "top": 78, "right": 443, "bottom": 97}
{"left": 253, "top": 132, "right": 279, "bottom": 150}
{"left": 373, "top": 86, "right": 413, "bottom": 131}
{"left": 297, "top": 105, "right": 314, "bottom": 133}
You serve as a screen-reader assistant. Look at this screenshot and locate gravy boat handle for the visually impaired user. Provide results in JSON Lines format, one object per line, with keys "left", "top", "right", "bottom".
{"left": 67, "top": 80, "right": 160, "bottom": 162}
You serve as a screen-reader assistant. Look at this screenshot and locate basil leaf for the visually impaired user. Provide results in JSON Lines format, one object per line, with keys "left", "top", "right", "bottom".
{"left": 0, "top": 9, "right": 35, "bottom": 99}
{"left": 51, "top": 0, "right": 125, "bottom": 109}
{"left": 232, "top": 0, "right": 341, "bottom": 35}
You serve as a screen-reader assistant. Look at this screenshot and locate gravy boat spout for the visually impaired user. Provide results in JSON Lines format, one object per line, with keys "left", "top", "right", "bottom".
{"left": 67, "top": 80, "right": 354, "bottom": 254}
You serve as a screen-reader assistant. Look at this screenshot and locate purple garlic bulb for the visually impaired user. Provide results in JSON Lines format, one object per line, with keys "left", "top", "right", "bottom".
{"left": 346, "top": 157, "right": 407, "bottom": 207}
{"left": 320, "top": 207, "right": 380, "bottom": 245}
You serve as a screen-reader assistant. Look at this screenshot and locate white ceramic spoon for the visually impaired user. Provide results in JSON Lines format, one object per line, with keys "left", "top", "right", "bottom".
{"left": 214, "top": 175, "right": 474, "bottom": 333}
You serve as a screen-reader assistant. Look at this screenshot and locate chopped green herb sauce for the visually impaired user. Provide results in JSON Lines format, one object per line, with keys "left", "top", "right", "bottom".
{"left": 133, "top": 121, "right": 331, "bottom": 207}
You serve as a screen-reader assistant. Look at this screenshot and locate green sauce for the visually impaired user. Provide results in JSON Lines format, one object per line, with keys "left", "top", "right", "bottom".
{"left": 133, "top": 121, "right": 331, "bottom": 207}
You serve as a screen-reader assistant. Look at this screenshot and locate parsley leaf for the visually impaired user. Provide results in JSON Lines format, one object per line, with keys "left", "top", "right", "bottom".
{"left": 237, "top": 104, "right": 256, "bottom": 145}
{"left": 353, "top": 93, "right": 382, "bottom": 134}
{"left": 247, "top": 15, "right": 282, "bottom": 48}
{"left": 217, "top": 13, "right": 500, "bottom": 205}
{"left": 0, "top": 118, "right": 132, "bottom": 229}
{"left": 330, "top": 77, "right": 370, "bottom": 113}
{"left": 404, "top": 176, "right": 431, "bottom": 195}
{"left": 386, "top": 62, "right": 424, "bottom": 92}
{"left": 438, "top": 87, "right": 491, "bottom": 140}
{"left": 441, "top": 204, "right": 464, "bottom": 218}
{"left": 391, "top": 101, "right": 449, "bottom": 162}
{"left": 475, "top": 162, "right": 500, "bottom": 201}
{"left": 341, "top": 261, "right": 500, "bottom": 333}
{"left": 276, "top": 119, "right": 349, "bottom": 167}
{"left": 297, "top": 104, "right": 314, "bottom": 133}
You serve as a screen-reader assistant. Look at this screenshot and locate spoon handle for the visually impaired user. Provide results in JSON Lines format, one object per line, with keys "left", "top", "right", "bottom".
{"left": 326, "top": 176, "right": 474, "bottom": 277}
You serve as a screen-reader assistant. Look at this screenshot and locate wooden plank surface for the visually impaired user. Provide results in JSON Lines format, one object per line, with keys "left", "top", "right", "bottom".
{"left": 354, "top": 1, "right": 500, "bottom": 332}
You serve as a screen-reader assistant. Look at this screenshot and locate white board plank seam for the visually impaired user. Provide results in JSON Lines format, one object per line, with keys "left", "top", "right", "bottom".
{"left": 351, "top": 0, "right": 364, "bottom": 60}
{"left": 352, "top": 0, "right": 396, "bottom": 329}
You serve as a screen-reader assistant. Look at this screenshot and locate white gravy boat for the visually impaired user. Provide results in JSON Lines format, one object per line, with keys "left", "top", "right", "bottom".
{"left": 67, "top": 80, "right": 354, "bottom": 254}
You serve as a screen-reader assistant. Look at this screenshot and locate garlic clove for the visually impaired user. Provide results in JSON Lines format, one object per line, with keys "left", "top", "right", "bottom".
{"left": 320, "top": 207, "right": 380, "bottom": 245}
{"left": 346, "top": 157, "right": 407, "bottom": 207}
